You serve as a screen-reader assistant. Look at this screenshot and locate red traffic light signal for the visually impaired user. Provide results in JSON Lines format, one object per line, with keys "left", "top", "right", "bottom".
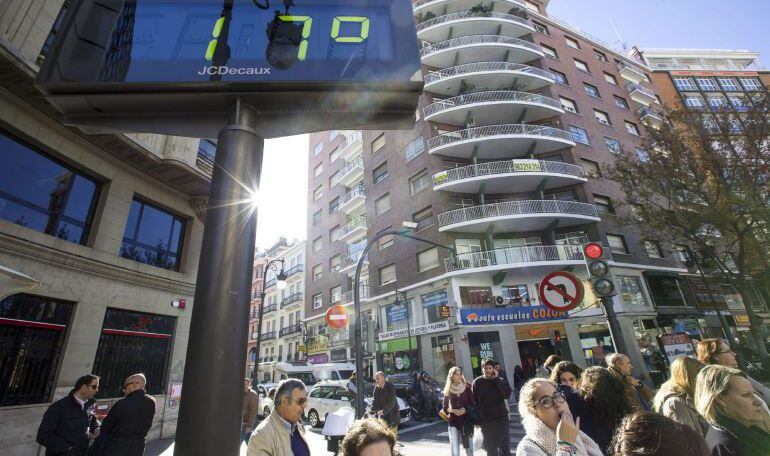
{"left": 584, "top": 242, "right": 604, "bottom": 260}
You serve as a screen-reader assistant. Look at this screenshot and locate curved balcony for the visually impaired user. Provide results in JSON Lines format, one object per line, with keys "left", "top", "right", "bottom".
{"left": 427, "top": 124, "right": 575, "bottom": 160}
{"left": 433, "top": 160, "right": 586, "bottom": 193}
{"left": 413, "top": 0, "right": 526, "bottom": 18}
{"left": 420, "top": 35, "right": 543, "bottom": 68}
{"left": 416, "top": 11, "right": 534, "bottom": 43}
{"left": 437, "top": 200, "right": 600, "bottom": 233}
{"left": 338, "top": 130, "right": 363, "bottom": 161}
{"left": 424, "top": 62, "right": 554, "bottom": 96}
{"left": 446, "top": 244, "right": 586, "bottom": 276}
{"left": 333, "top": 155, "right": 364, "bottom": 188}
{"left": 626, "top": 82, "right": 657, "bottom": 107}
{"left": 424, "top": 91, "right": 562, "bottom": 126}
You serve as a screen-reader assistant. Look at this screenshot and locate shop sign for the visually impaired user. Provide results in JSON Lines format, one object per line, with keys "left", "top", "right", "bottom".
{"left": 306, "top": 337, "right": 328, "bottom": 354}
{"left": 660, "top": 333, "right": 697, "bottom": 363}
{"left": 478, "top": 342, "right": 494, "bottom": 360}
{"left": 386, "top": 302, "right": 408, "bottom": 324}
{"left": 515, "top": 323, "right": 566, "bottom": 341}
{"left": 307, "top": 353, "right": 329, "bottom": 364}
{"left": 330, "top": 349, "right": 348, "bottom": 362}
{"left": 734, "top": 312, "right": 751, "bottom": 327}
{"left": 378, "top": 320, "right": 450, "bottom": 341}
{"left": 379, "top": 336, "right": 418, "bottom": 353}
{"left": 434, "top": 342, "right": 455, "bottom": 354}
{"left": 459, "top": 306, "right": 567, "bottom": 326}
{"left": 421, "top": 290, "right": 449, "bottom": 308}
{"left": 439, "top": 305, "right": 451, "bottom": 318}
{"left": 297, "top": 344, "right": 306, "bottom": 352}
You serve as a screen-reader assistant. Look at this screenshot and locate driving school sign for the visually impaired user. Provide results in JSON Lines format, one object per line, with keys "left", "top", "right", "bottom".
{"left": 460, "top": 306, "right": 567, "bottom": 326}
{"left": 538, "top": 271, "right": 584, "bottom": 312}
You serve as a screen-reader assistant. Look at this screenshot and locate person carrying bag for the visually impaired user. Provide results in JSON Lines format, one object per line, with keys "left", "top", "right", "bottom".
{"left": 443, "top": 367, "right": 476, "bottom": 456}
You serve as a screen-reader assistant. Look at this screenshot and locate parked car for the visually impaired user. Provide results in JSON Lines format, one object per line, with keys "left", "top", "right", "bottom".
{"left": 255, "top": 383, "right": 277, "bottom": 418}
{"left": 304, "top": 380, "right": 410, "bottom": 428}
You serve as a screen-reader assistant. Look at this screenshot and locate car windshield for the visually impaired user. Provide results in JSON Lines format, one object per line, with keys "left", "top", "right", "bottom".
{"left": 287, "top": 373, "right": 317, "bottom": 385}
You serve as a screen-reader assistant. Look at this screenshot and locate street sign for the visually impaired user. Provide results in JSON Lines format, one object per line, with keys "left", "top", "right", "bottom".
{"left": 539, "top": 271, "right": 584, "bottom": 312}
{"left": 326, "top": 304, "right": 349, "bottom": 330}
{"left": 297, "top": 344, "right": 306, "bottom": 352}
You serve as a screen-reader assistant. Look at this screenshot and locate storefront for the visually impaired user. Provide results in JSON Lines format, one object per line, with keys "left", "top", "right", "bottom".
{"left": 577, "top": 323, "right": 613, "bottom": 366}
{"left": 429, "top": 334, "right": 456, "bottom": 380}
{"left": 631, "top": 318, "right": 668, "bottom": 386}
{"left": 467, "top": 332, "right": 504, "bottom": 378}
{"left": 378, "top": 336, "right": 419, "bottom": 375}
{"left": 515, "top": 322, "right": 571, "bottom": 377}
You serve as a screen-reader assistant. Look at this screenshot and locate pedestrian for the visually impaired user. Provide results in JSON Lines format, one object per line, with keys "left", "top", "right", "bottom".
{"left": 549, "top": 361, "right": 582, "bottom": 390}
{"left": 694, "top": 364, "right": 770, "bottom": 455}
{"left": 697, "top": 337, "right": 770, "bottom": 406}
{"left": 37, "top": 374, "right": 100, "bottom": 456}
{"left": 247, "top": 378, "right": 309, "bottom": 456}
{"left": 472, "top": 358, "right": 512, "bottom": 456}
{"left": 419, "top": 371, "right": 438, "bottom": 419}
{"left": 494, "top": 362, "right": 508, "bottom": 382}
{"left": 338, "top": 418, "right": 396, "bottom": 456}
{"left": 348, "top": 372, "right": 358, "bottom": 395}
{"left": 442, "top": 366, "right": 475, "bottom": 456}
{"left": 606, "top": 353, "right": 655, "bottom": 411}
{"left": 91, "top": 373, "right": 156, "bottom": 456}
{"left": 243, "top": 378, "right": 259, "bottom": 443}
{"left": 611, "top": 411, "right": 709, "bottom": 456}
{"left": 535, "top": 355, "right": 561, "bottom": 379}
{"left": 369, "top": 372, "right": 400, "bottom": 438}
{"left": 513, "top": 365, "right": 525, "bottom": 403}
{"left": 516, "top": 378, "right": 602, "bottom": 456}
{"left": 652, "top": 357, "right": 708, "bottom": 436}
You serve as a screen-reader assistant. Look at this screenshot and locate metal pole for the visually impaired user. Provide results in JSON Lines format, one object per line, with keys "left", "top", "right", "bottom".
{"left": 175, "top": 101, "right": 262, "bottom": 455}
{"left": 600, "top": 296, "right": 629, "bottom": 356}
{"left": 400, "top": 291, "right": 414, "bottom": 370}
{"left": 251, "top": 258, "right": 284, "bottom": 420}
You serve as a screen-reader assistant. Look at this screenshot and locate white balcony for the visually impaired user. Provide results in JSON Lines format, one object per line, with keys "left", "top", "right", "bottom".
{"left": 437, "top": 200, "right": 600, "bottom": 233}
{"left": 341, "top": 286, "right": 371, "bottom": 304}
{"left": 416, "top": 11, "right": 534, "bottom": 43}
{"left": 334, "top": 155, "right": 364, "bottom": 188}
{"left": 420, "top": 35, "right": 543, "bottom": 68}
{"left": 339, "top": 217, "right": 367, "bottom": 242}
{"left": 423, "top": 90, "right": 563, "bottom": 126}
{"left": 637, "top": 106, "right": 663, "bottom": 128}
{"left": 427, "top": 124, "right": 575, "bottom": 160}
{"left": 424, "top": 62, "right": 555, "bottom": 96}
{"left": 445, "top": 244, "right": 586, "bottom": 276}
{"left": 626, "top": 82, "right": 657, "bottom": 107}
{"left": 339, "top": 184, "right": 366, "bottom": 215}
{"left": 338, "top": 131, "right": 363, "bottom": 161}
{"left": 433, "top": 160, "right": 586, "bottom": 193}
{"left": 413, "top": 0, "right": 526, "bottom": 17}
{"left": 617, "top": 62, "right": 647, "bottom": 85}
{"left": 339, "top": 251, "right": 369, "bottom": 275}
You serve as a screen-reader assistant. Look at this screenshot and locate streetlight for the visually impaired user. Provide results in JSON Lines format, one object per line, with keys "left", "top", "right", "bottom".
{"left": 393, "top": 290, "right": 418, "bottom": 372}
{"left": 253, "top": 258, "right": 287, "bottom": 389}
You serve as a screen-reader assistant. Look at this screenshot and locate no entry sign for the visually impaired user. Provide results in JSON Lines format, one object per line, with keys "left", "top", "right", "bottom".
{"left": 326, "top": 305, "right": 350, "bottom": 330}
{"left": 539, "top": 271, "right": 584, "bottom": 312}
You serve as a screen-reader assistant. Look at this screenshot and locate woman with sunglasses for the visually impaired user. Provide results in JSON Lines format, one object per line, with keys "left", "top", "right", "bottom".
{"left": 516, "top": 378, "right": 602, "bottom": 456}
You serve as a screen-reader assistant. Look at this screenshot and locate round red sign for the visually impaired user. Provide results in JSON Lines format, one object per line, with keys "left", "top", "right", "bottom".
{"left": 538, "top": 271, "right": 584, "bottom": 312}
{"left": 325, "top": 305, "right": 350, "bottom": 330}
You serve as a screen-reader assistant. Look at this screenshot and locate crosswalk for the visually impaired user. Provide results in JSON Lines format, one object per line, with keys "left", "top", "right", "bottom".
{"left": 509, "top": 403, "right": 526, "bottom": 451}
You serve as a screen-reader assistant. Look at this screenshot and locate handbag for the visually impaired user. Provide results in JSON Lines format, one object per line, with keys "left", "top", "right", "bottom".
{"left": 439, "top": 409, "right": 450, "bottom": 422}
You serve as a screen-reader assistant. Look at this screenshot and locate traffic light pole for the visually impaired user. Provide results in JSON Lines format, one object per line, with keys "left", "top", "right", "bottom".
{"left": 600, "top": 296, "right": 629, "bottom": 356}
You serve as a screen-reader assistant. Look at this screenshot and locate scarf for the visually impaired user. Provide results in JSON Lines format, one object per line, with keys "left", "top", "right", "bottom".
{"left": 449, "top": 381, "right": 467, "bottom": 396}
{"left": 713, "top": 414, "right": 770, "bottom": 455}
{"left": 521, "top": 415, "right": 603, "bottom": 456}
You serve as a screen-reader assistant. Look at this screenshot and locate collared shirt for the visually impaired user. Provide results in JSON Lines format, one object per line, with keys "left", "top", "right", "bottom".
{"left": 276, "top": 413, "right": 298, "bottom": 434}
{"left": 74, "top": 395, "right": 86, "bottom": 409}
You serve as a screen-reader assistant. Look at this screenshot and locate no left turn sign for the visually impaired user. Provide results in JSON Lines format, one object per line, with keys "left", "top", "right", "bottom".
{"left": 539, "top": 271, "right": 584, "bottom": 312}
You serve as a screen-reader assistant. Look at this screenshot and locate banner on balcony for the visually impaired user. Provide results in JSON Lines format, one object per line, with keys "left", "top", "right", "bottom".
{"left": 459, "top": 306, "right": 567, "bottom": 326}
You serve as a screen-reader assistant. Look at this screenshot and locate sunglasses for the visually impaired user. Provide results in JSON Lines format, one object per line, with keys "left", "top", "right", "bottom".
{"left": 295, "top": 398, "right": 307, "bottom": 406}
{"left": 87, "top": 384, "right": 99, "bottom": 390}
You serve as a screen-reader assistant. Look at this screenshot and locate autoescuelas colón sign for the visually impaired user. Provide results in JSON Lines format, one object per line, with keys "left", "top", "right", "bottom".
{"left": 459, "top": 306, "right": 567, "bottom": 325}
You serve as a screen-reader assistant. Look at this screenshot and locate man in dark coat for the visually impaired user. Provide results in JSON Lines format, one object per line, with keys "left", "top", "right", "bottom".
{"left": 37, "top": 374, "right": 101, "bottom": 455}
{"left": 96, "top": 373, "right": 156, "bottom": 456}
{"left": 473, "top": 359, "right": 512, "bottom": 456}
{"left": 369, "top": 371, "right": 400, "bottom": 437}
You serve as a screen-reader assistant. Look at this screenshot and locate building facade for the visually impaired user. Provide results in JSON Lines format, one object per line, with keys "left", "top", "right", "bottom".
{"left": 247, "top": 252, "right": 267, "bottom": 378}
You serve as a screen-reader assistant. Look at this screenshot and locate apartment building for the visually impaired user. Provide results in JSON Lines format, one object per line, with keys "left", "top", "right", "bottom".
{"left": 304, "top": 0, "right": 702, "bottom": 383}
{"left": 247, "top": 252, "right": 267, "bottom": 378}
{"left": 0, "top": 1, "right": 219, "bottom": 452}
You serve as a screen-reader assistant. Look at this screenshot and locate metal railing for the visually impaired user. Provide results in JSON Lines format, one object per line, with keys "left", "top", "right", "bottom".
{"left": 420, "top": 35, "right": 541, "bottom": 58}
{"left": 262, "top": 303, "right": 277, "bottom": 314}
{"left": 413, "top": 0, "right": 525, "bottom": 11}
{"left": 437, "top": 199, "right": 599, "bottom": 227}
{"left": 626, "top": 82, "right": 656, "bottom": 99}
{"left": 264, "top": 278, "right": 277, "bottom": 289}
{"left": 340, "top": 183, "right": 366, "bottom": 207}
{"left": 284, "top": 263, "right": 304, "bottom": 278}
{"left": 341, "top": 286, "right": 370, "bottom": 304}
{"left": 281, "top": 292, "right": 303, "bottom": 308}
{"left": 279, "top": 324, "right": 303, "bottom": 337}
{"left": 416, "top": 10, "right": 531, "bottom": 32}
{"left": 333, "top": 155, "right": 364, "bottom": 186}
{"left": 424, "top": 90, "right": 561, "bottom": 118}
{"left": 340, "top": 217, "right": 367, "bottom": 237}
{"left": 445, "top": 244, "right": 585, "bottom": 272}
{"left": 637, "top": 106, "right": 662, "bottom": 120}
{"left": 341, "top": 131, "right": 363, "bottom": 149}
{"left": 617, "top": 61, "right": 645, "bottom": 77}
{"left": 260, "top": 331, "right": 276, "bottom": 341}
{"left": 427, "top": 124, "right": 573, "bottom": 150}
{"left": 340, "top": 250, "right": 368, "bottom": 270}
{"left": 425, "top": 61, "right": 554, "bottom": 86}
{"left": 432, "top": 160, "right": 585, "bottom": 187}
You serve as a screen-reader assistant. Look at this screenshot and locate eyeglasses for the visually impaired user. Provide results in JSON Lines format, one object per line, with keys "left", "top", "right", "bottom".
{"left": 536, "top": 392, "right": 566, "bottom": 409}
{"left": 87, "top": 384, "right": 99, "bottom": 390}
{"left": 295, "top": 398, "right": 307, "bottom": 406}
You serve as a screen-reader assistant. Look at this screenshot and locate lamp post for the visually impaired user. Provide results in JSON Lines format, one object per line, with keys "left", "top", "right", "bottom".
{"left": 353, "top": 225, "right": 456, "bottom": 418}
{"left": 253, "top": 258, "right": 288, "bottom": 393}
{"left": 393, "top": 290, "right": 418, "bottom": 372}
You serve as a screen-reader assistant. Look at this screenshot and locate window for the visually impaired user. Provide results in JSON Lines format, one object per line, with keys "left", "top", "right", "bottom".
{"left": 604, "top": 137, "right": 621, "bottom": 154}
{"left": 565, "top": 36, "right": 580, "bottom": 50}
{"left": 707, "top": 96, "right": 728, "bottom": 111}
{"left": 617, "top": 276, "right": 648, "bottom": 309}
{"left": 729, "top": 95, "right": 747, "bottom": 110}
{"left": 604, "top": 72, "right": 618, "bottom": 85}
{"left": 695, "top": 77, "right": 718, "bottom": 91}
{"left": 644, "top": 240, "right": 663, "bottom": 258}
{"left": 584, "top": 83, "right": 600, "bottom": 98}
{"left": 501, "top": 285, "right": 531, "bottom": 306}
{"left": 39, "top": 2, "right": 70, "bottom": 58}
{"left": 313, "top": 185, "right": 323, "bottom": 202}
{"left": 574, "top": 59, "right": 590, "bottom": 73}
{"left": 378, "top": 228, "right": 394, "bottom": 250}
{"left": 417, "top": 247, "right": 440, "bottom": 272}
{"left": 198, "top": 139, "right": 217, "bottom": 163}
{"left": 569, "top": 126, "right": 590, "bottom": 145}
{"left": 673, "top": 77, "right": 697, "bottom": 91}
{"left": 314, "top": 163, "right": 323, "bottom": 178}
{"left": 409, "top": 169, "right": 430, "bottom": 195}
{"left": 313, "top": 293, "right": 323, "bottom": 309}
{"left": 560, "top": 97, "right": 578, "bottom": 114}
{"left": 702, "top": 118, "right": 719, "bottom": 133}
{"left": 329, "top": 197, "right": 340, "bottom": 214}
{"left": 740, "top": 77, "right": 762, "bottom": 91}
{"left": 121, "top": 199, "right": 186, "bottom": 271}
{"left": 625, "top": 121, "right": 640, "bottom": 136}
{"left": 329, "top": 130, "right": 339, "bottom": 141}
{"left": 312, "top": 209, "right": 322, "bottom": 226}
{"left": 405, "top": 136, "right": 425, "bottom": 161}
{"left": 330, "top": 147, "right": 340, "bottom": 163}
{"left": 330, "top": 225, "right": 341, "bottom": 242}
{"left": 413, "top": 206, "right": 434, "bottom": 231}
{"left": 607, "top": 234, "right": 629, "bottom": 254}
{"left": 371, "top": 134, "right": 386, "bottom": 156}
{"left": 718, "top": 77, "right": 739, "bottom": 91}
{"left": 460, "top": 286, "right": 492, "bottom": 307}
{"left": 532, "top": 21, "right": 549, "bottom": 35}
{"left": 0, "top": 130, "right": 100, "bottom": 245}
{"left": 373, "top": 162, "right": 388, "bottom": 184}
{"left": 541, "top": 44, "right": 558, "bottom": 60}
{"left": 93, "top": 308, "right": 175, "bottom": 398}
{"left": 312, "top": 143, "right": 322, "bottom": 156}
{"left": 375, "top": 193, "right": 391, "bottom": 215}
{"left": 684, "top": 95, "right": 706, "bottom": 109}
{"left": 312, "top": 264, "right": 322, "bottom": 281}
{"left": 593, "top": 195, "right": 614, "bottom": 214}
{"left": 331, "top": 286, "right": 342, "bottom": 303}
{"left": 313, "top": 236, "right": 322, "bottom": 252}
{"left": 330, "top": 254, "right": 341, "bottom": 271}
{"left": 549, "top": 69, "right": 568, "bottom": 86}
{"left": 635, "top": 147, "right": 650, "bottom": 162}
{"left": 594, "top": 109, "right": 611, "bottom": 125}
{"left": 614, "top": 95, "right": 630, "bottom": 110}
{"left": 380, "top": 264, "right": 396, "bottom": 285}
{"left": 329, "top": 171, "right": 340, "bottom": 187}
{"left": 674, "top": 245, "right": 690, "bottom": 263}
{"left": 523, "top": 0, "right": 540, "bottom": 12}
{"left": 594, "top": 50, "right": 608, "bottom": 63}
{"left": 581, "top": 159, "right": 601, "bottom": 178}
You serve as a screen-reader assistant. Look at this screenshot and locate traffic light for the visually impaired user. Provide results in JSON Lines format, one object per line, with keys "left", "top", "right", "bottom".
{"left": 583, "top": 242, "right": 617, "bottom": 298}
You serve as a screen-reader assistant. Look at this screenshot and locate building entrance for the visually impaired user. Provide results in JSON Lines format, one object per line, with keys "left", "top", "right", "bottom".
{"left": 517, "top": 339, "right": 555, "bottom": 378}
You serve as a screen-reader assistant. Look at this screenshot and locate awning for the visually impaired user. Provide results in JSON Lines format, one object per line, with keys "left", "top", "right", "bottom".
{"left": 0, "top": 265, "right": 39, "bottom": 301}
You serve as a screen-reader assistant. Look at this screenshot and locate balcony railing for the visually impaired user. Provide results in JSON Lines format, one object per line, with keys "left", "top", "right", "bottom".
{"left": 416, "top": 10, "right": 531, "bottom": 33}
{"left": 284, "top": 263, "right": 304, "bottom": 278}
{"left": 433, "top": 160, "right": 585, "bottom": 187}
{"left": 281, "top": 292, "right": 303, "bottom": 308}
{"left": 260, "top": 331, "right": 276, "bottom": 341}
{"left": 265, "top": 278, "right": 277, "bottom": 289}
{"left": 445, "top": 244, "right": 585, "bottom": 272}
{"left": 626, "top": 82, "right": 656, "bottom": 99}
{"left": 413, "top": 0, "right": 525, "bottom": 11}
{"left": 196, "top": 142, "right": 216, "bottom": 174}
{"left": 340, "top": 250, "right": 368, "bottom": 271}
{"left": 262, "top": 303, "right": 277, "bottom": 314}
{"left": 340, "top": 216, "right": 367, "bottom": 237}
{"left": 437, "top": 200, "right": 599, "bottom": 228}
{"left": 424, "top": 90, "right": 561, "bottom": 118}
{"left": 341, "top": 286, "right": 371, "bottom": 304}
{"left": 637, "top": 106, "right": 663, "bottom": 121}
{"left": 332, "top": 154, "right": 364, "bottom": 186}
{"left": 428, "top": 124, "right": 573, "bottom": 150}
{"left": 339, "top": 131, "right": 363, "bottom": 160}
{"left": 420, "top": 35, "right": 541, "bottom": 58}
{"left": 280, "top": 324, "right": 303, "bottom": 337}
{"left": 424, "top": 62, "right": 554, "bottom": 86}
{"left": 340, "top": 183, "right": 366, "bottom": 206}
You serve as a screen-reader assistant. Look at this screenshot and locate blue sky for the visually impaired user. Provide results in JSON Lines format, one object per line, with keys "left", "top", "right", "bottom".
{"left": 547, "top": 0, "right": 770, "bottom": 66}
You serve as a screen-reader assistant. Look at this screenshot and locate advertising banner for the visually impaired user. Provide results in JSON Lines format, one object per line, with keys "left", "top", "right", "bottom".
{"left": 379, "top": 337, "right": 418, "bottom": 353}
{"left": 660, "top": 333, "right": 697, "bottom": 363}
{"left": 459, "top": 306, "right": 567, "bottom": 325}
{"left": 378, "top": 320, "right": 450, "bottom": 341}
{"left": 307, "top": 353, "right": 329, "bottom": 364}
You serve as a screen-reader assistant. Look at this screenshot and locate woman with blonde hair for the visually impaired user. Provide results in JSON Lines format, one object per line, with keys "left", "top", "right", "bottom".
{"left": 697, "top": 337, "right": 770, "bottom": 405}
{"left": 652, "top": 356, "right": 708, "bottom": 436}
{"left": 694, "top": 364, "right": 770, "bottom": 455}
{"left": 442, "top": 366, "right": 475, "bottom": 456}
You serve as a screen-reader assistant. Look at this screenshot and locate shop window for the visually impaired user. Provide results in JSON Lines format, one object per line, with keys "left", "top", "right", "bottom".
{"left": 121, "top": 198, "right": 186, "bottom": 271}
{"left": 617, "top": 276, "right": 648, "bottom": 309}
{"left": 644, "top": 274, "right": 688, "bottom": 307}
{"left": 468, "top": 332, "right": 504, "bottom": 378}
{"left": 578, "top": 323, "right": 614, "bottom": 366}
{"left": 501, "top": 285, "right": 531, "bottom": 306}
{"left": 431, "top": 335, "right": 456, "bottom": 381}
{"left": 422, "top": 290, "right": 449, "bottom": 324}
{"left": 460, "top": 286, "right": 492, "bottom": 307}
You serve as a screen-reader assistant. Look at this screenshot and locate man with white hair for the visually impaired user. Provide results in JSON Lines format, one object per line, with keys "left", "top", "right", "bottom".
{"left": 606, "top": 353, "right": 655, "bottom": 412}
{"left": 95, "top": 373, "right": 157, "bottom": 455}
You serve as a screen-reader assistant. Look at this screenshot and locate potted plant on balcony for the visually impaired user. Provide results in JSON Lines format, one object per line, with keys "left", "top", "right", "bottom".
{"left": 469, "top": 3, "right": 492, "bottom": 17}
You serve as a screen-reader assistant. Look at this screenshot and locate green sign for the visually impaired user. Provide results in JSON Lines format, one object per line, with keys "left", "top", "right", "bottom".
{"left": 512, "top": 160, "right": 542, "bottom": 172}
{"left": 379, "top": 336, "right": 418, "bottom": 353}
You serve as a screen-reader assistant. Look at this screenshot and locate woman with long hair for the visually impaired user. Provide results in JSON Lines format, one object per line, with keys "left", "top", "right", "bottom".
{"left": 442, "top": 366, "right": 475, "bottom": 456}
{"left": 611, "top": 411, "right": 710, "bottom": 456}
{"left": 652, "top": 356, "right": 708, "bottom": 436}
{"left": 550, "top": 361, "right": 582, "bottom": 390}
{"left": 697, "top": 338, "right": 770, "bottom": 405}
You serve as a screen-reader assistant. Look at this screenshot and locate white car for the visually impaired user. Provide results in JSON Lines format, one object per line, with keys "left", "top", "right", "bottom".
{"left": 305, "top": 380, "right": 410, "bottom": 428}
{"left": 255, "top": 384, "right": 277, "bottom": 418}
